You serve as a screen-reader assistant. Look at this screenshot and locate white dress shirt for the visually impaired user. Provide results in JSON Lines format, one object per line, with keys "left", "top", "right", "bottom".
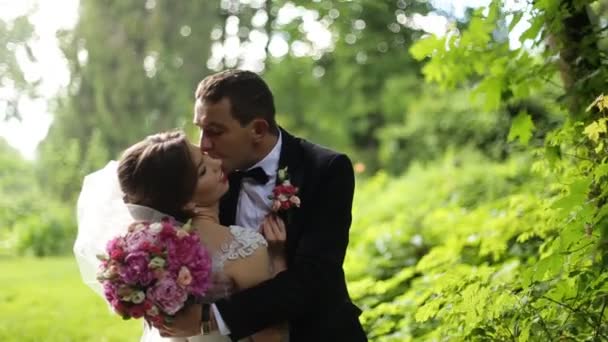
{"left": 213, "top": 132, "right": 282, "bottom": 336}
{"left": 235, "top": 132, "right": 282, "bottom": 231}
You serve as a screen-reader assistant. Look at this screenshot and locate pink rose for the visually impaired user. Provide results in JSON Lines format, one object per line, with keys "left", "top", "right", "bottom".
{"left": 289, "top": 196, "right": 301, "bottom": 207}
{"left": 110, "top": 248, "right": 125, "bottom": 261}
{"left": 177, "top": 266, "right": 192, "bottom": 287}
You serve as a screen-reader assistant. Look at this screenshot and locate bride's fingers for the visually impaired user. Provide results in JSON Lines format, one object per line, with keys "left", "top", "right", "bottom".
{"left": 262, "top": 221, "right": 277, "bottom": 241}
{"left": 158, "top": 326, "right": 175, "bottom": 337}
{"left": 268, "top": 217, "right": 285, "bottom": 243}
{"left": 270, "top": 216, "right": 286, "bottom": 240}
{"left": 274, "top": 216, "right": 286, "bottom": 240}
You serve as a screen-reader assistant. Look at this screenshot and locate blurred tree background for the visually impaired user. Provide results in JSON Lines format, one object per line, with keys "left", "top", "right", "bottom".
{"left": 2, "top": 0, "right": 608, "bottom": 340}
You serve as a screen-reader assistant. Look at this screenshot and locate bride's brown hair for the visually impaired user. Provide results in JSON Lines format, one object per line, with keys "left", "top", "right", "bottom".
{"left": 118, "top": 131, "right": 197, "bottom": 222}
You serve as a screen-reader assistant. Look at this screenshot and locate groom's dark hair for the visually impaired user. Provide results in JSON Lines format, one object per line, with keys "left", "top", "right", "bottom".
{"left": 195, "top": 69, "right": 278, "bottom": 135}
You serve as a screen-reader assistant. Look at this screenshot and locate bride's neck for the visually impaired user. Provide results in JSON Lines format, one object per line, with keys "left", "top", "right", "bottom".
{"left": 191, "top": 203, "right": 220, "bottom": 228}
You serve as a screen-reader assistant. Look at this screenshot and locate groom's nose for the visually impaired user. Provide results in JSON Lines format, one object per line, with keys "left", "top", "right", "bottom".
{"left": 199, "top": 133, "right": 213, "bottom": 152}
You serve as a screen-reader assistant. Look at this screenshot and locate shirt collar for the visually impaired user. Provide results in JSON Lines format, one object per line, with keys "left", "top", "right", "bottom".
{"left": 247, "top": 130, "right": 282, "bottom": 177}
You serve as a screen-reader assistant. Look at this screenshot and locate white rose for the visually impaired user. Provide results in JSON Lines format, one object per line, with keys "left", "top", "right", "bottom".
{"left": 131, "top": 291, "right": 146, "bottom": 304}
{"left": 149, "top": 222, "right": 163, "bottom": 234}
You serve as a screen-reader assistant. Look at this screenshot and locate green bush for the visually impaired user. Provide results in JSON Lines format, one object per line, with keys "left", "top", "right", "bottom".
{"left": 347, "top": 148, "right": 606, "bottom": 341}
{"left": 12, "top": 203, "right": 75, "bottom": 257}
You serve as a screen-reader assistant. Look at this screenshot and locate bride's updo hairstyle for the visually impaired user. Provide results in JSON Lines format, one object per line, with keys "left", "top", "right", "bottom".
{"left": 118, "top": 131, "right": 197, "bottom": 222}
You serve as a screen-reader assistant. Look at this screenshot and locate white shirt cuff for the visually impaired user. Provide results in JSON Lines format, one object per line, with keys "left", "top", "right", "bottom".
{"left": 211, "top": 304, "right": 231, "bottom": 335}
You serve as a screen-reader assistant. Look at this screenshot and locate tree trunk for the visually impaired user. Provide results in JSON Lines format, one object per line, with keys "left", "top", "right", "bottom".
{"left": 553, "top": 0, "right": 602, "bottom": 117}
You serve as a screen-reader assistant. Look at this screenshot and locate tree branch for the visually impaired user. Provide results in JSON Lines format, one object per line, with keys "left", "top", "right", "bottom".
{"left": 595, "top": 296, "right": 607, "bottom": 340}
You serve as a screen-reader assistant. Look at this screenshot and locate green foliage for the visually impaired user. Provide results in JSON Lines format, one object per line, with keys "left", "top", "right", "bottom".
{"left": 0, "top": 257, "right": 140, "bottom": 341}
{"left": 37, "top": 0, "right": 221, "bottom": 201}
{"left": 343, "top": 0, "right": 608, "bottom": 339}
{"left": 508, "top": 112, "right": 536, "bottom": 146}
{"left": 12, "top": 203, "right": 75, "bottom": 257}
{"left": 0, "top": 11, "right": 39, "bottom": 121}
{"left": 347, "top": 149, "right": 607, "bottom": 340}
{"left": 0, "top": 140, "right": 75, "bottom": 257}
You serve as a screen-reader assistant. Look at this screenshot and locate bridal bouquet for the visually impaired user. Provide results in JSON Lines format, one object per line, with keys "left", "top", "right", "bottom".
{"left": 96, "top": 218, "right": 212, "bottom": 324}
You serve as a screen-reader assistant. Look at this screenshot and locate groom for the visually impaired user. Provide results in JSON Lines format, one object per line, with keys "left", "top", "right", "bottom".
{"left": 164, "top": 69, "right": 366, "bottom": 341}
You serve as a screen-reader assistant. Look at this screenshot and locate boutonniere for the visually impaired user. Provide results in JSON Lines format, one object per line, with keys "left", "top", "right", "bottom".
{"left": 269, "top": 167, "right": 300, "bottom": 213}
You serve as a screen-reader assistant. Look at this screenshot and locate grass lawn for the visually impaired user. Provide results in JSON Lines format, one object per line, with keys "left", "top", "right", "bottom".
{"left": 0, "top": 256, "right": 141, "bottom": 341}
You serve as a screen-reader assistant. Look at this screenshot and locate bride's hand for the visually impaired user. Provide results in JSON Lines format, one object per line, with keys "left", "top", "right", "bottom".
{"left": 261, "top": 215, "right": 287, "bottom": 275}
{"left": 261, "top": 215, "right": 286, "bottom": 251}
{"left": 155, "top": 303, "right": 203, "bottom": 337}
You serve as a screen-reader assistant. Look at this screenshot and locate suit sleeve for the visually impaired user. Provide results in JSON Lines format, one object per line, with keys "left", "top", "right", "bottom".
{"left": 215, "top": 154, "right": 355, "bottom": 340}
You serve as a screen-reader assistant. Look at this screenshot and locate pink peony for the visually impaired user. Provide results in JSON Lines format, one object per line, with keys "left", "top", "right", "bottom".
{"left": 146, "top": 277, "right": 188, "bottom": 315}
{"left": 106, "top": 236, "right": 125, "bottom": 252}
{"left": 119, "top": 251, "right": 154, "bottom": 285}
{"left": 125, "top": 228, "right": 156, "bottom": 253}
{"left": 165, "top": 233, "right": 202, "bottom": 271}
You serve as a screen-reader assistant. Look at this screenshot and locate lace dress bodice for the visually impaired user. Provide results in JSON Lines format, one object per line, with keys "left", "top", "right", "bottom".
{"left": 203, "top": 226, "right": 268, "bottom": 303}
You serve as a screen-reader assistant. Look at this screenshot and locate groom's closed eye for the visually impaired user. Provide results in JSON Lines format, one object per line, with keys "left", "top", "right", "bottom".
{"left": 202, "top": 123, "right": 226, "bottom": 137}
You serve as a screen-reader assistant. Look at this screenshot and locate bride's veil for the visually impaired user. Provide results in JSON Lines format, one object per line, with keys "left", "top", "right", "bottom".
{"left": 73, "top": 161, "right": 169, "bottom": 298}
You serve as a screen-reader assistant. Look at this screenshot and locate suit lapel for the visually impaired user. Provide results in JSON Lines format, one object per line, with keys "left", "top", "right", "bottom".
{"left": 276, "top": 128, "right": 304, "bottom": 226}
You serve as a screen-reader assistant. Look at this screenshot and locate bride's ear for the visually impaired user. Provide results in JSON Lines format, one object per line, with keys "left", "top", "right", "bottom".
{"left": 183, "top": 201, "right": 196, "bottom": 212}
{"left": 183, "top": 201, "right": 203, "bottom": 215}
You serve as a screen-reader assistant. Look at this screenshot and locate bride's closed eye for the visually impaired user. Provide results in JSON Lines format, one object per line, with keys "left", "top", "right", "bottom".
{"left": 197, "top": 159, "right": 207, "bottom": 176}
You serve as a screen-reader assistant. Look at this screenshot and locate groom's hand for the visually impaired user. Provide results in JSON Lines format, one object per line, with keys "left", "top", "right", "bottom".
{"left": 156, "top": 303, "right": 202, "bottom": 337}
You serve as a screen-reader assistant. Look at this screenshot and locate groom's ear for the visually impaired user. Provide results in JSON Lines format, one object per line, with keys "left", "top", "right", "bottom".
{"left": 250, "top": 118, "right": 269, "bottom": 141}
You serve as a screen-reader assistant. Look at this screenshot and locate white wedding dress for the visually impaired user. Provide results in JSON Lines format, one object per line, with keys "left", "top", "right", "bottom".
{"left": 140, "top": 224, "right": 269, "bottom": 342}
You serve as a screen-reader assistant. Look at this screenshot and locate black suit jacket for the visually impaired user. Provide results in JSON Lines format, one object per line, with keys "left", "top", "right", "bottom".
{"left": 217, "top": 128, "right": 367, "bottom": 342}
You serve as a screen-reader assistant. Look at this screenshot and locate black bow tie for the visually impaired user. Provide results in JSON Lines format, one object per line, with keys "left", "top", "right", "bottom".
{"left": 231, "top": 167, "right": 269, "bottom": 185}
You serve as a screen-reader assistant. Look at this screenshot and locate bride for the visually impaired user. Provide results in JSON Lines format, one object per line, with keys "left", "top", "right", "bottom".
{"left": 75, "top": 130, "right": 287, "bottom": 342}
